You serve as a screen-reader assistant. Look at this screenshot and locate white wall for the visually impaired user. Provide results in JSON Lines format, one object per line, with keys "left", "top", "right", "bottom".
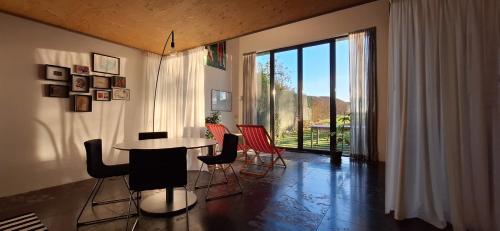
{"left": 204, "top": 39, "right": 239, "bottom": 132}
{"left": 230, "top": 0, "right": 390, "bottom": 160}
{"left": 0, "top": 12, "right": 144, "bottom": 197}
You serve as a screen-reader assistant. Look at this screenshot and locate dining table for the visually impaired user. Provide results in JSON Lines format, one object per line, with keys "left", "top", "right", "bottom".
{"left": 114, "top": 137, "right": 217, "bottom": 215}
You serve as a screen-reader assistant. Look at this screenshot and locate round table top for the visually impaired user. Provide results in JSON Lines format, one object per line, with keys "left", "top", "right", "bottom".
{"left": 113, "top": 138, "right": 217, "bottom": 151}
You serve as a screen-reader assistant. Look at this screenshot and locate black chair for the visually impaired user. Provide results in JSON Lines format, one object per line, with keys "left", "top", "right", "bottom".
{"left": 138, "top": 131, "right": 168, "bottom": 140}
{"left": 76, "top": 139, "right": 136, "bottom": 227}
{"left": 194, "top": 134, "right": 243, "bottom": 201}
{"left": 126, "top": 147, "right": 189, "bottom": 231}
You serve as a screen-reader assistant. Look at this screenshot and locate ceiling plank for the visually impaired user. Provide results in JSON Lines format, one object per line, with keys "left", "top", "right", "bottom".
{"left": 0, "top": 0, "right": 375, "bottom": 54}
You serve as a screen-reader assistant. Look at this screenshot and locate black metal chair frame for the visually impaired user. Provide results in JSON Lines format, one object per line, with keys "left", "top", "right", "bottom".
{"left": 76, "top": 139, "right": 139, "bottom": 227}
{"left": 76, "top": 176, "right": 138, "bottom": 226}
{"left": 194, "top": 163, "right": 243, "bottom": 201}
{"left": 193, "top": 134, "right": 243, "bottom": 201}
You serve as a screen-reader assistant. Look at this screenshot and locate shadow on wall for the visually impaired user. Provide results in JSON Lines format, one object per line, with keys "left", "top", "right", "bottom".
{"left": 0, "top": 48, "right": 129, "bottom": 196}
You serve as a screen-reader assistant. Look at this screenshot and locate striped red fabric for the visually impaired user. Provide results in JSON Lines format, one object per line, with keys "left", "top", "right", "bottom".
{"left": 206, "top": 124, "right": 226, "bottom": 146}
{"left": 237, "top": 125, "right": 283, "bottom": 154}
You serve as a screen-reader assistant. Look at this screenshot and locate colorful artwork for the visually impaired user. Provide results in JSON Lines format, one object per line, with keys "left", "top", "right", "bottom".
{"left": 112, "top": 76, "right": 126, "bottom": 88}
{"left": 71, "top": 75, "right": 90, "bottom": 92}
{"left": 74, "top": 65, "right": 90, "bottom": 75}
{"left": 95, "top": 90, "right": 111, "bottom": 101}
{"left": 207, "top": 41, "right": 226, "bottom": 70}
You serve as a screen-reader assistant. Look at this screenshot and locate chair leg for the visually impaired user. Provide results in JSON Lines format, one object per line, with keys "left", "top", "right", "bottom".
{"left": 125, "top": 191, "right": 140, "bottom": 231}
{"left": 193, "top": 162, "right": 204, "bottom": 189}
{"left": 76, "top": 179, "right": 100, "bottom": 226}
{"left": 220, "top": 164, "right": 229, "bottom": 183}
{"left": 92, "top": 177, "right": 131, "bottom": 206}
{"left": 184, "top": 186, "right": 189, "bottom": 231}
{"left": 205, "top": 167, "right": 217, "bottom": 200}
{"left": 125, "top": 191, "right": 133, "bottom": 231}
{"left": 229, "top": 164, "right": 243, "bottom": 193}
{"left": 194, "top": 164, "right": 229, "bottom": 189}
{"left": 90, "top": 179, "right": 104, "bottom": 206}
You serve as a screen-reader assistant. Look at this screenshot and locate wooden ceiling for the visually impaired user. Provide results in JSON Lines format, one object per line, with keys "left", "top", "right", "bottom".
{"left": 0, "top": 0, "right": 374, "bottom": 54}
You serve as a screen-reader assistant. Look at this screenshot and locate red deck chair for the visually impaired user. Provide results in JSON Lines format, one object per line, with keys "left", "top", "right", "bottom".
{"left": 236, "top": 124, "right": 286, "bottom": 176}
{"left": 206, "top": 124, "right": 248, "bottom": 156}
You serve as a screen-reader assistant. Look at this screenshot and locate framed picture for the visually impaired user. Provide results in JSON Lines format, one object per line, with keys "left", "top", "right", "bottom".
{"left": 211, "top": 89, "right": 231, "bottom": 111}
{"left": 206, "top": 41, "right": 226, "bottom": 70}
{"left": 92, "top": 53, "right": 120, "bottom": 75}
{"left": 94, "top": 90, "right": 111, "bottom": 101}
{"left": 71, "top": 75, "right": 90, "bottom": 92}
{"left": 74, "top": 65, "right": 90, "bottom": 75}
{"left": 45, "top": 65, "right": 71, "bottom": 81}
{"left": 112, "top": 88, "right": 130, "bottom": 100}
{"left": 112, "top": 76, "right": 126, "bottom": 88}
{"left": 71, "top": 95, "right": 92, "bottom": 112}
{"left": 47, "top": 84, "right": 69, "bottom": 98}
{"left": 92, "top": 75, "right": 111, "bottom": 89}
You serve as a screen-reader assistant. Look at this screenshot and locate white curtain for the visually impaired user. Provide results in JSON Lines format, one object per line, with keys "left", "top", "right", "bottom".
{"left": 143, "top": 47, "right": 207, "bottom": 170}
{"left": 386, "top": 0, "right": 499, "bottom": 230}
{"left": 349, "top": 29, "right": 377, "bottom": 161}
{"left": 242, "top": 52, "right": 256, "bottom": 124}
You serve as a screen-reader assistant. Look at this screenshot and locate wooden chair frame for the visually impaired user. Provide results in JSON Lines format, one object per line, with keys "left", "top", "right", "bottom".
{"left": 236, "top": 125, "right": 286, "bottom": 177}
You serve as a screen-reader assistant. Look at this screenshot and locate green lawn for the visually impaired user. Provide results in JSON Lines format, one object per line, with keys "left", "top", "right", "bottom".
{"left": 275, "top": 128, "right": 350, "bottom": 152}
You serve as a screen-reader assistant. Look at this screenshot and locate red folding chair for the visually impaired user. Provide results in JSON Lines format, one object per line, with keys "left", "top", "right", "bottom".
{"left": 206, "top": 124, "right": 248, "bottom": 157}
{"left": 236, "top": 124, "right": 286, "bottom": 176}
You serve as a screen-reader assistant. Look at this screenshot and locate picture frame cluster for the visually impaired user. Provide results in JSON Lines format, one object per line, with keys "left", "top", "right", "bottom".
{"left": 43, "top": 53, "right": 130, "bottom": 112}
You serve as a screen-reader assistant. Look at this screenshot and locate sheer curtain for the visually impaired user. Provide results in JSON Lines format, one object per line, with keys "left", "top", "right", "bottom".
{"left": 143, "top": 47, "right": 207, "bottom": 170}
{"left": 242, "top": 52, "right": 256, "bottom": 124}
{"left": 349, "top": 29, "right": 377, "bottom": 161}
{"left": 386, "top": 0, "right": 499, "bottom": 230}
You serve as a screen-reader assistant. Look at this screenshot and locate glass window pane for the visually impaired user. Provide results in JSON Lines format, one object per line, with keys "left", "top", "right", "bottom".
{"left": 256, "top": 53, "right": 271, "bottom": 132}
{"left": 302, "top": 43, "right": 330, "bottom": 150}
{"left": 274, "top": 49, "right": 298, "bottom": 148}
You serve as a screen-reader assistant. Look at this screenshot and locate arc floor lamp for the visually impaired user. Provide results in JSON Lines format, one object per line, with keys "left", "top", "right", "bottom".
{"left": 152, "top": 30, "right": 174, "bottom": 131}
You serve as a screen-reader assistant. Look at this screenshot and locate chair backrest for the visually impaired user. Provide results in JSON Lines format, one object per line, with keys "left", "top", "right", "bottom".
{"left": 138, "top": 131, "right": 168, "bottom": 140}
{"left": 129, "top": 147, "right": 187, "bottom": 191}
{"left": 83, "top": 139, "right": 106, "bottom": 178}
{"left": 237, "top": 125, "right": 275, "bottom": 153}
{"left": 206, "top": 124, "right": 228, "bottom": 145}
{"left": 218, "top": 134, "right": 239, "bottom": 163}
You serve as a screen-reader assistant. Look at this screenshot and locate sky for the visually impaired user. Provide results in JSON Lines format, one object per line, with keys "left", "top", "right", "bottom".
{"left": 256, "top": 39, "right": 350, "bottom": 102}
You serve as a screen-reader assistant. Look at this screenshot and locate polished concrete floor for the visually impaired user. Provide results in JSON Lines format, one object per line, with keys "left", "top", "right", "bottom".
{"left": 0, "top": 152, "right": 451, "bottom": 231}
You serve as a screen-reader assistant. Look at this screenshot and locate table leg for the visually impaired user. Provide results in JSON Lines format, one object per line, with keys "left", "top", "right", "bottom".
{"left": 140, "top": 188, "right": 197, "bottom": 215}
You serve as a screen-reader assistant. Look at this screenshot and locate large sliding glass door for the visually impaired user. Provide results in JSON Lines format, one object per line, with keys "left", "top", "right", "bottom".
{"left": 302, "top": 43, "right": 331, "bottom": 150}
{"left": 273, "top": 49, "right": 298, "bottom": 148}
{"left": 256, "top": 37, "right": 349, "bottom": 155}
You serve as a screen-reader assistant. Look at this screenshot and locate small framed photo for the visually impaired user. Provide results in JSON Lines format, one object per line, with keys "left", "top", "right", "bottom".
{"left": 74, "top": 65, "right": 90, "bottom": 75}
{"left": 211, "top": 89, "right": 232, "bottom": 111}
{"left": 92, "top": 75, "right": 111, "bottom": 89}
{"left": 45, "top": 65, "right": 71, "bottom": 81}
{"left": 112, "top": 76, "right": 126, "bottom": 88}
{"left": 94, "top": 90, "right": 111, "bottom": 101}
{"left": 112, "top": 88, "right": 130, "bottom": 100}
{"left": 71, "top": 75, "right": 90, "bottom": 92}
{"left": 92, "top": 53, "right": 120, "bottom": 75}
{"left": 71, "top": 95, "right": 92, "bottom": 112}
{"left": 47, "top": 84, "right": 69, "bottom": 98}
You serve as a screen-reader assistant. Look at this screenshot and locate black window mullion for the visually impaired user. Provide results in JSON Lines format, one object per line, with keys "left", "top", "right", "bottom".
{"left": 298, "top": 48, "right": 303, "bottom": 150}
{"left": 270, "top": 51, "right": 275, "bottom": 143}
